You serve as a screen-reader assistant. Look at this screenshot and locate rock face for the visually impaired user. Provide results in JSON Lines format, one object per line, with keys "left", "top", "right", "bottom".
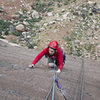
{"left": 0, "top": 40, "right": 100, "bottom": 100}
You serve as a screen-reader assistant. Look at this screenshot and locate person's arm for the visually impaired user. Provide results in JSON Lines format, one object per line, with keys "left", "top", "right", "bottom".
{"left": 57, "top": 49, "right": 63, "bottom": 72}
{"left": 32, "top": 48, "right": 48, "bottom": 65}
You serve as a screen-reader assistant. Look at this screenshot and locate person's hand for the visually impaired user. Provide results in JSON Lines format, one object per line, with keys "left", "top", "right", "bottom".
{"left": 56, "top": 69, "right": 61, "bottom": 73}
{"left": 28, "top": 64, "right": 35, "bottom": 68}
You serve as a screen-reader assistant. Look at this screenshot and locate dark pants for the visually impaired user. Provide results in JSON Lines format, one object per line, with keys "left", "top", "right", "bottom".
{"left": 48, "top": 57, "right": 59, "bottom": 66}
{"left": 45, "top": 52, "right": 66, "bottom": 67}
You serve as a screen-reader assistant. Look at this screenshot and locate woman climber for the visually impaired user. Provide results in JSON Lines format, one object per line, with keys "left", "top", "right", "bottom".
{"left": 29, "top": 41, "right": 66, "bottom": 73}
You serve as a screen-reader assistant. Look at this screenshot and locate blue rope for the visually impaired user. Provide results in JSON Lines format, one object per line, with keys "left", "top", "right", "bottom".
{"left": 44, "top": 85, "right": 53, "bottom": 100}
{"left": 52, "top": 65, "right": 56, "bottom": 100}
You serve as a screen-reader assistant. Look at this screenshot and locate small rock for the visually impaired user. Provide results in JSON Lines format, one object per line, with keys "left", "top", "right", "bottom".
{"left": 32, "top": 10, "right": 39, "bottom": 18}
{"left": 94, "top": 36, "right": 99, "bottom": 40}
{"left": 22, "top": 32, "right": 27, "bottom": 36}
{"left": 39, "top": 27, "right": 45, "bottom": 32}
{"left": 53, "top": 29, "right": 58, "bottom": 33}
{"left": 18, "top": 10, "right": 23, "bottom": 15}
{"left": 44, "top": 23, "right": 48, "bottom": 27}
{"left": 49, "top": 21, "right": 56, "bottom": 25}
{"left": 34, "top": 46, "right": 37, "bottom": 49}
{"left": 88, "top": 1, "right": 96, "bottom": 5}
{"left": 9, "top": 7, "right": 13, "bottom": 10}
{"left": 23, "top": 21, "right": 29, "bottom": 26}
{"left": 16, "top": 24, "right": 25, "bottom": 31}
{"left": 63, "top": 12, "right": 70, "bottom": 19}
{"left": 27, "top": 35, "right": 31, "bottom": 39}
{"left": 47, "top": 12, "right": 53, "bottom": 16}
{"left": 61, "top": 9, "right": 66, "bottom": 13}
{"left": 74, "top": 40, "right": 80, "bottom": 43}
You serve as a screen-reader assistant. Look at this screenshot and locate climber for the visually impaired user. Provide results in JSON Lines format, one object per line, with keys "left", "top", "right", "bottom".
{"left": 29, "top": 41, "right": 66, "bottom": 73}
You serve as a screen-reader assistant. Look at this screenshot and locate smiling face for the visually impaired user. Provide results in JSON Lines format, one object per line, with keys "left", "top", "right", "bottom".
{"left": 49, "top": 47, "right": 55, "bottom": 55}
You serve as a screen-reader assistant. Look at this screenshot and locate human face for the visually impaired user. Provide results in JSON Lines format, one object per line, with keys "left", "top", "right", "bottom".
{"left": 49, "top": 48, "right": 55, "bottom": 55}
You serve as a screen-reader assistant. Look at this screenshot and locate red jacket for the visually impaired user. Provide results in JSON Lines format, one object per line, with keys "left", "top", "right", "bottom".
{"left": 32, "top": 47, "right": 63, "bottom": 70}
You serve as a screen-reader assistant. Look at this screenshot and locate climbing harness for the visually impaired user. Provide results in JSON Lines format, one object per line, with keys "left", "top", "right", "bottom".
{"left": 44, "top": 65, "right": 67, "bottom": 100}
